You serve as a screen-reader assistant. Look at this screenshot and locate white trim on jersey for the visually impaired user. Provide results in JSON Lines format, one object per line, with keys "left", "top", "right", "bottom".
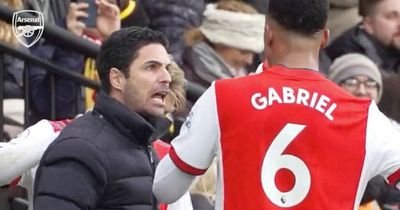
{"left": 153, "top": 155, "right": 196, "bottom": 203}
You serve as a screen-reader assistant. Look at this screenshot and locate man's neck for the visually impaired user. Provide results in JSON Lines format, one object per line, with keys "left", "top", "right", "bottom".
{"left": 269, "top": 51, "right": 320, "bottom": 71}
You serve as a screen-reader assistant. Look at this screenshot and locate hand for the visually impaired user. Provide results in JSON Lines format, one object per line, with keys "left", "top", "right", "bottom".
{"left": 96, "top": 0, "right": 121, "bottom": 38}
{"left": 66, "top": 2, "right": 89, "bottom": 36}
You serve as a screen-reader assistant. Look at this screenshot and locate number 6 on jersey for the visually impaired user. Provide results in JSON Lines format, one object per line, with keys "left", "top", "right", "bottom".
{"left": 261, "top": 123, "right": 311, "bottom": 207}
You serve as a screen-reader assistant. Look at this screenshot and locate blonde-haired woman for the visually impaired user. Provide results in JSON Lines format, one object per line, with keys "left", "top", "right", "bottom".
{"left": 182, "top": 1, "right": 265, "bottom": 88}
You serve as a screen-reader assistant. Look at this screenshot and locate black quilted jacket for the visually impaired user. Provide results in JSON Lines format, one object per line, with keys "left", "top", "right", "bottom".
{"left": 34, "top": 92, "right": 159, "bottom": 210}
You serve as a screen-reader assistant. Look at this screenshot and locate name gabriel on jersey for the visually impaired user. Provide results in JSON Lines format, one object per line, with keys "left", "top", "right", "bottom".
{"left": 251, "top": 86, "right": 337, "bottom": 121}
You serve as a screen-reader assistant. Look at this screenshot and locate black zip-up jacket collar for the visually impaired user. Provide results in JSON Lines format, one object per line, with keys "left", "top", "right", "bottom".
{"left": 93, "top": 91, "right": 155, "bottom": 145}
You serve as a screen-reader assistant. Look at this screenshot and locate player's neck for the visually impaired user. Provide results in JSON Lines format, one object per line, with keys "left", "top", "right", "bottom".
{"left": 269, "top": 51, "right": 320, "bottom": 71}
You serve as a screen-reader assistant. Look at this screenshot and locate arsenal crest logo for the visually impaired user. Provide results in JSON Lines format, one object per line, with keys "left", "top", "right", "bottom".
{"left": 12, "top": 10, "right": 44, "bottom": 48}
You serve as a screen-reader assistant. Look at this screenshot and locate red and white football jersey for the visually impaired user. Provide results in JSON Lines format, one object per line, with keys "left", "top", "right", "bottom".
{"left": 153, "top": 140, "right": 194, "bottom": 210}
{"left": 170, "top": 65, "right": 400, "bottom": 210}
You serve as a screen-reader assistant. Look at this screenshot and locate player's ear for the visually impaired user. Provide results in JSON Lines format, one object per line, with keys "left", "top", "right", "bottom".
{"left": 264, "top": 21, "right": 273, "bottom": 48}
{"left": 263, "top": 20, "right": 273, "bottom": 63}
{"left": 320, "top": 28, "right": 330, "bottom": 49}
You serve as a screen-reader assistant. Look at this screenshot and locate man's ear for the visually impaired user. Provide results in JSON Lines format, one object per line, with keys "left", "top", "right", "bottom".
{"left": 109, "top": 67, "right": 126, "bottom": 91}
{"left": 264, "top": 23, "right": 273, "bottom": 49}
{"left": 362, "top": 17, "right": 374, "bottom": 35}
{"left": 263, "top": 22, "right": 273, "bottom": 62}
{"left": 320, "top": 28, "right": 330, "bottom": 49}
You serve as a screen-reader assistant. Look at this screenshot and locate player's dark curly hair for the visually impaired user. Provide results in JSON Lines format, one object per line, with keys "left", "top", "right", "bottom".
{"left": 267, "top": 0, "right": 329, "bottom": 36}
{"left": 96, "top": 27, "right": 169, "bottom": 93}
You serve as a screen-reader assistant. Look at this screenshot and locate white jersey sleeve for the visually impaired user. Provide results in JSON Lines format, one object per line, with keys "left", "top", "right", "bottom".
{"left": 170, "top": 83, "right": 220, "bottom": 175}
{"left": 0, "top": 120, "right": 60, "bottom": 186}
{"left": 366, "top": 102, "right": 400, "bottom": 187}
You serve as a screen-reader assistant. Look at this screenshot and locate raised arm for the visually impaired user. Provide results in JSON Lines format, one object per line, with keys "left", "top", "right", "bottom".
{"left": 153, "top": 84, "right": 219, "bottom": 203}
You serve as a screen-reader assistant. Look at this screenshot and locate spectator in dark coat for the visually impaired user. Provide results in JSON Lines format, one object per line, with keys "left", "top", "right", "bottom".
{"left": 325, "top": 0, "right": 400, "bottom": 123}
{"left": 28, "top": 40, "right": 85, "bottom": 123}
{"left": 119, "top": 0, "right": 150, "bottom": 28}
{"left": 28, "top": 0, "right": 120, "bottom": 124}
{"left": 1, "top": 0, "right": 26, "bottom": 99}
{"left": 326, "top": 0, "right": 400, "bottom": 75}
{"left": 244, "top": 0, "right": 269, "bottom": 14}
{"left": 205, "top": 0, "right": 269, "bottom": 14}
{"left": 143, "top": 0, "right": 205, "bottom": 65}
{"left": 33, "top": 26, "right": 172, "bottom": 210}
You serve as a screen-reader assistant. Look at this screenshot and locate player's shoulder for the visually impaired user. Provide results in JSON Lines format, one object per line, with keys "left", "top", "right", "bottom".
{"left": 215, "top": 74, "right": 264, "bottom": 91}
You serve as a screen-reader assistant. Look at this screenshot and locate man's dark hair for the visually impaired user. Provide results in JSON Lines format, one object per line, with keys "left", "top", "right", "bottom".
{"left": 359, "top": 0, "right": 384, "bottom": 17}
{"left": 96, "top": 26, "right": 169, "bottom": 93}
{"left": 267, "top": 0, "right": 329, "bottom": 36}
